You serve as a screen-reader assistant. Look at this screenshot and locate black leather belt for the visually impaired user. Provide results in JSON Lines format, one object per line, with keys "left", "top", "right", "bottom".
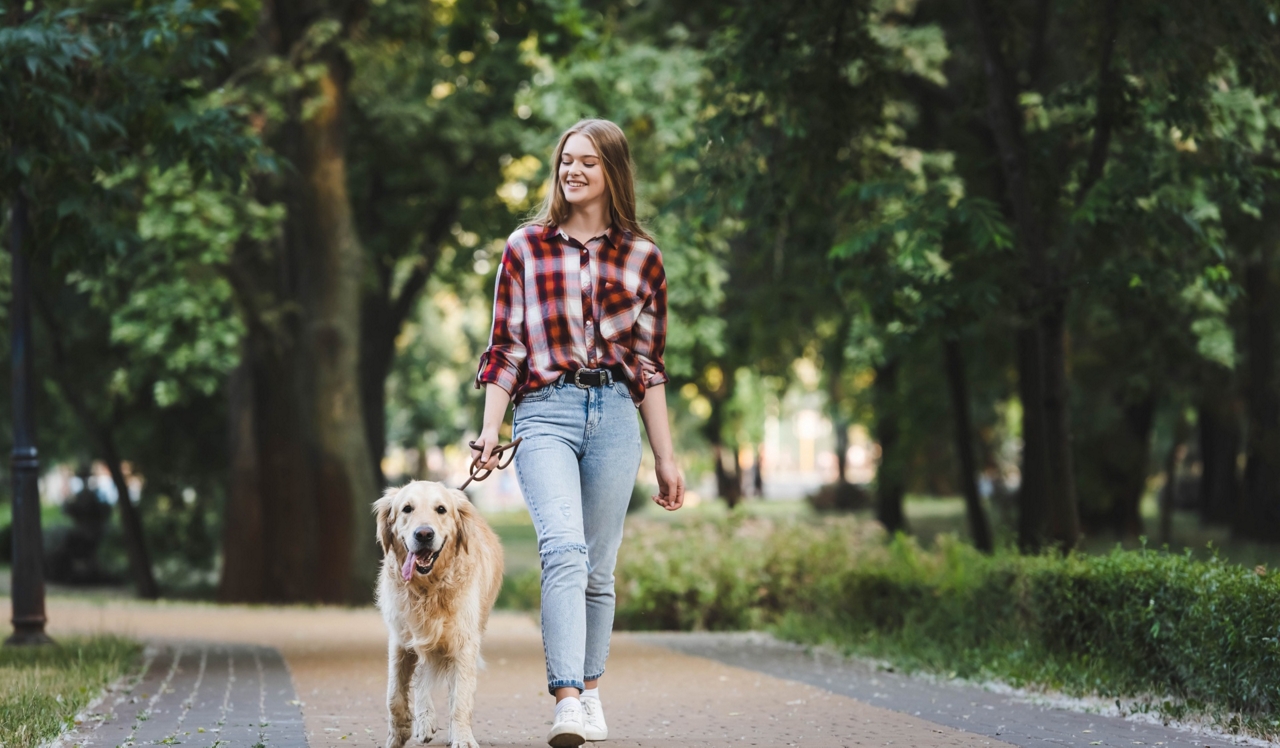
{"left": 559, "top": 367, "right": 621, "bottom": 388}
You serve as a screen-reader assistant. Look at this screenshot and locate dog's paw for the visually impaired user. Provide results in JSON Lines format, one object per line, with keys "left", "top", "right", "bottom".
{"left": 386, "top": 724, "right": 412, "bottom": 748}
{"left": 412, "top": 712, "right": 438, "bottom": 744}
{"left": 447, "top": 728, "right": 478, "bottom": 748}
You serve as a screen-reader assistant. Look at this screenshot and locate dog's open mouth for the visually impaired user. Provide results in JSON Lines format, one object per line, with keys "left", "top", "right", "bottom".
{"left": 401, "top": 549, "right": 442, "bottom": 581}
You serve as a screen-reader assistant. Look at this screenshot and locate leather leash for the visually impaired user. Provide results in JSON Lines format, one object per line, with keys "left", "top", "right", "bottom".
{"left": 461, "top": 437, "right": 522, "bottom": 490}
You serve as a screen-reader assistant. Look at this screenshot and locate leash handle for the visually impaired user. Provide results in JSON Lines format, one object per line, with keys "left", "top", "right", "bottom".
{"left": 461, "top": 437, "right": 522, "bottom": 490}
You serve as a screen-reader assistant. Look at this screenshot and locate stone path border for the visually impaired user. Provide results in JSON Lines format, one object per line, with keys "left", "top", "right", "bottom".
{"left": 58, "top": 642, "right": 306, "bottom": 748}
{"left": 637, "top": 631, "right": 1270, "bottom": 748}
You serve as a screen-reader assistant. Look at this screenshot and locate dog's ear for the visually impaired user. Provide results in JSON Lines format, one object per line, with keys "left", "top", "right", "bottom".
{"left": 452, "top": 489, "right": 473, "bottom": 555}
{"left": 373, "top": 486, "right": 401, "bottom": 554}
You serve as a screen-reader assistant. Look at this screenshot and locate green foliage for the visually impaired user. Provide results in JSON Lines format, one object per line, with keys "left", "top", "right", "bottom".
{"left": 606, "top": 516, "right": 1280, "bottom": 733}
{"left": 495, "top": 567, "right": 542, "bottom": 611}
{"left": 0, "top": 636, "right": 142, "bottom": 748}
{"left": 0, "top": 1, "right": 256, "bottom": 197}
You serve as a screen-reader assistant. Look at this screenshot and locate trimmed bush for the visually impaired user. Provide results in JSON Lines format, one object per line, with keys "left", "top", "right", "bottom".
{"left": 612, "top": 516, "right": 1280, "bottom": 728}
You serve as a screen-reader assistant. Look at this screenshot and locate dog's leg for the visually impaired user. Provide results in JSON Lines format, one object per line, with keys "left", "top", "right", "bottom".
{"left": 386, "top": 640, "right": 417, "bottom": 748}
{"left": 411, "top": 654, "right": 439, "bottom": 743}
{"left": 445, "top": 643, "right": 481, "bottom": 748}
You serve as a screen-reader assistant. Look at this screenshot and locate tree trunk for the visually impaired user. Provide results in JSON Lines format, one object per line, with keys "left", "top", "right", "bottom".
{"left": 1237, "top": 255, "right": 1280, "bottom": 541}
{"left": 1016, "top": 325, "right": 1050, "bottom": 551}
{"left": 753, "top": 444, "right": 764, "bottom": 497}
{"left": 874, "top": 359, "right": 906, "bottom": 533}
{"left": 219, "top": 4, "right": 377, "bottom": 603}
{"left": 827, "top": 316, "right": 852, "bottom": 484}
{"left": 100, "top": 431, "right": 160, "bottom": 599}
{"left": 833, "top": 411, "right": 850, "bottom": 484}
{"left": 943, "top": 338, "right": 993, "bottom": 552}
{"left": 1160, "top": 410, "right": 1191, "bottom": 545}
{"left": 357, "top": 175, "right": 452, "bottom": 487}
{"left": 218, "top": 357, "right": 265, "bottom": 602}
{"left": 705, "top": 396, "right": 742, "bottom": 508}
{"left": 1111, "top": 396, "right": 1155, "bottom": 539}
{"left": 1197, "top": 395, "right": 1240, "bottom": 525}
{"left": 1040, "top": 301, "right": 1081, "bottom": 547}
{"left": 30, "top": 282, "right": 159, "bottom": 600}
{"left": 359, "top": 293, "right": 393, "bottom": 486}
{"left": 969, "top": 0, "right": 1088, "bottom": 551}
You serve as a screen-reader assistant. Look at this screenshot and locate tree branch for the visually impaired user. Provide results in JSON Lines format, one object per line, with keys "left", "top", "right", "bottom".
{"left": 1027, "top": 0, "right": 1053, "bottom": 87}
{"left": 1077, "top": 0, "right": 1122, "bottom": 206}
{"left": 386, "top": 203, "right": 459, "bottom": 333}
{"left": 966, "top": 0, "right": 1048, "bottom": 281}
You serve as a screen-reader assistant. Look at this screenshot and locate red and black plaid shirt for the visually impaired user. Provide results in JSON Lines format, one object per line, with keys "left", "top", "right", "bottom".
{"left": 476, "top": 224, "right": 668, "bottom": 405}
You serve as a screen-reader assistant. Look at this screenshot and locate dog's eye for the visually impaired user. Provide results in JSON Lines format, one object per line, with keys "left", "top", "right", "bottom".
{"left": 401, "top": 505, "right": 412, "bottom": 514}
{"left": 435, "top": 506, "right": 446, "bottom": 515}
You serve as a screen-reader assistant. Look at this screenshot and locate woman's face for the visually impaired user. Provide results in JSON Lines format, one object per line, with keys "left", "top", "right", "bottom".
{"left": 559, "top": 133, "right": 608, "bottom": 209}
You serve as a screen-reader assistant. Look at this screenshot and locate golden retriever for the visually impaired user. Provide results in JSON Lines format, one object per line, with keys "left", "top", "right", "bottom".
{"left": 374, "top": 481, "right": 504, "bottom": 748}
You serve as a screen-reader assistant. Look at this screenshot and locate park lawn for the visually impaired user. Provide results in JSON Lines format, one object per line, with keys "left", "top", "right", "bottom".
{"left": 0, "top": 635, "right": 141, "bottom": 748}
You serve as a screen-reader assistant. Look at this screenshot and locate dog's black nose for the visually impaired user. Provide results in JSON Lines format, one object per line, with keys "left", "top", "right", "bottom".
{"left": 413, "top": 526, "right": 435, "bottom": 546}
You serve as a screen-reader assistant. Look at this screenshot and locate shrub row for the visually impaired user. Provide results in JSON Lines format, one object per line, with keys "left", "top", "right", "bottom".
{"left": 610, "top": 516, "right": 1280, "bottom": 723}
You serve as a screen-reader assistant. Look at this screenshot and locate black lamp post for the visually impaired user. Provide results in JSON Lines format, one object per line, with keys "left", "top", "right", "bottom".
{"left": 7, "top": 187, "right": 52, "bottom": 646}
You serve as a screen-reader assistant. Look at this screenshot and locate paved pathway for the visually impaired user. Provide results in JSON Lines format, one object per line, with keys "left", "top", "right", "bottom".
{"left": 640, "top": 632, "right": 1261, "bottom": 748}
{"left": 33, "top": 598, "right": 1010, "bottom": 748}
{"left": 18, "top": 598, "right": 1271, "bottom": 748}
{"left": 60, "top": 643, "right": 307, "bottom": 748}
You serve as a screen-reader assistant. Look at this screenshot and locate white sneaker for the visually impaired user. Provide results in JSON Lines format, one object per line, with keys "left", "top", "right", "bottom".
{"left": 547, "top": 698, "right": 586, "bottom": 747}
{"left": 581, "top": 696, "right": 608, "bottom": 741}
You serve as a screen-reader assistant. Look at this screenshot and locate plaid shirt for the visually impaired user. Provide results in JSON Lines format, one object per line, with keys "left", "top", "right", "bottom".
{"left": 476, "top": 224, "right": 668, "bottom": 405}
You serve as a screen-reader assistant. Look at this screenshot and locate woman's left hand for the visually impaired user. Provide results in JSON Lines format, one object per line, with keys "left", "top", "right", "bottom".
{"left": 653, "top": 456, "right": 685, "bottom": 511}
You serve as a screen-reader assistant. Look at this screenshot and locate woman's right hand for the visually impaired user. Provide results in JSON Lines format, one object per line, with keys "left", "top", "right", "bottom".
{"left": 470, "top": 427, "right": 502, "bottom": 470}
{"left": 471, "top": 383, "right": 514, "bottom": 469}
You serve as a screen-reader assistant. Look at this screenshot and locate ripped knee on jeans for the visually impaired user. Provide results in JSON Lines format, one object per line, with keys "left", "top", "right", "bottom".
{"left": 538, "top": 543, "right": 588, "bottom": 575}
{"left": 539, "top": 542, "right": 588, "bottom": 560}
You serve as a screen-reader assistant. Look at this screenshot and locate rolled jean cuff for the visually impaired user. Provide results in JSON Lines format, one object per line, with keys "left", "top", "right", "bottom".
{"left": 585, "top": 669, "right": 605, "bottom": 682}
{"left": 548, "top": 678, "right": 585, "bottom": 695}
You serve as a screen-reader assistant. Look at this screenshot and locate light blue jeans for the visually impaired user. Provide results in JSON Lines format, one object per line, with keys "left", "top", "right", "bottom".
{"left": 513, "top": 379, "right": 642, "bottom": 694}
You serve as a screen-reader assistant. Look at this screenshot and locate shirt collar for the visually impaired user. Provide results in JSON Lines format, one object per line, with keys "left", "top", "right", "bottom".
{"left": 548, "top": 223, "right": 619, "bottom": 248}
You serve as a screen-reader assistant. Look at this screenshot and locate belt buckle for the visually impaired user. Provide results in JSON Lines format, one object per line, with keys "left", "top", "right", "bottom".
{"left": 574, "top": 369, "right": 590, "bottom": 388}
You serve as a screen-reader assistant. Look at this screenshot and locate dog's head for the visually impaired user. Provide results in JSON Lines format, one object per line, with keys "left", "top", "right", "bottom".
{"left": 373, "top": 481, "right": 474, "bottom": 582}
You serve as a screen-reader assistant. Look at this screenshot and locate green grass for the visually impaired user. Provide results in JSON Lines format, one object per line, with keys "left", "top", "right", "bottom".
{"left": 0, "top": 635, "right": 142, "bottom": 748}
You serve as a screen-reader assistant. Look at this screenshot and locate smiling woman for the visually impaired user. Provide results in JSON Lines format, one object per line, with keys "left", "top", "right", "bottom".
{"left": 470, "top": 119, "right": 686, "bottom": 748}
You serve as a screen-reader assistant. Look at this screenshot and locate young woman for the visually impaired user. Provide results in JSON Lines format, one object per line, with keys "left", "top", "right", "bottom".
{"left": 472, "top": 119, "right": 685, "bottom": 747}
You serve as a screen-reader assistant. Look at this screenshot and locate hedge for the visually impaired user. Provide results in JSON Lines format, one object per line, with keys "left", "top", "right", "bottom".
{"left": 610, "top": 516, "right": 1280, "bottom": 729}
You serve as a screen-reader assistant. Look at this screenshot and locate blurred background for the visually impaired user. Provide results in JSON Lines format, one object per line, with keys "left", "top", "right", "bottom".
{"left": 3, "top": 0, "right": 1280, "bottom": 604}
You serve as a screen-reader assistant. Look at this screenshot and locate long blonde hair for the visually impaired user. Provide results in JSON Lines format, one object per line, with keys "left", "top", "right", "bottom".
{"left": 525, "top": 119, "right": 652, "bottom": 241}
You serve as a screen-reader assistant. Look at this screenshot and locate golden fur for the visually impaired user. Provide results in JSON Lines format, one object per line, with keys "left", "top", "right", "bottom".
{"left": 374, "top": 481, "right": 504, "bottom": 748}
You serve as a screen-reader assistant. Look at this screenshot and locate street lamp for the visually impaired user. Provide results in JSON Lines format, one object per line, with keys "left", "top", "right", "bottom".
{"left": 7, "top": 188, "right": 52, "bottom": 646}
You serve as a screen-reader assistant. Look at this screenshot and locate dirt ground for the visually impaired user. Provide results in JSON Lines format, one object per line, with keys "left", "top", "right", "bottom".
{"left": 35, "top": 597, "right": 1014, "bottom": 748}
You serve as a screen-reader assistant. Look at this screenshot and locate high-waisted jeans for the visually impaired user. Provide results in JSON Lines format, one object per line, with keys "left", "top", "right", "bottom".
{"left": 512, "top": 379, "right": 642, "bottom": 694}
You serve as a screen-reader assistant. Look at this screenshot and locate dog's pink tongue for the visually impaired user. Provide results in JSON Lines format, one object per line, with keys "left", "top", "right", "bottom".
{"left": 401, "top": 554, "right": 416, "bottom": 581}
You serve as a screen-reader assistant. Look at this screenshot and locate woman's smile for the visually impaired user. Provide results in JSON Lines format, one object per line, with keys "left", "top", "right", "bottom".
{"left": 559, "top": 133, "right": 607, "bottom": 206}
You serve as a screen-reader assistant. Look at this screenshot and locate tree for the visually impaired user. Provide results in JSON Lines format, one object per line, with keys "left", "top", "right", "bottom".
{"left": 951, "top": 0, "right": 1280, "bottom": 548}
{"left": 2, "top": 0, "right": 256, "bottom": 597}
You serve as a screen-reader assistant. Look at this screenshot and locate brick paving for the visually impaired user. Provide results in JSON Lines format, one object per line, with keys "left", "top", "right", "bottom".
{"left": 639, "top": 631, "right": 1270, "bottom": 748}
{"left": 29, "top": 598, "right": 1273, "bottom": 748}
{"left": 57, "top": 642, "right": 306, "bottom": 748}
{"left": 34, "top": 599, "right": 1014, "bottom": 747}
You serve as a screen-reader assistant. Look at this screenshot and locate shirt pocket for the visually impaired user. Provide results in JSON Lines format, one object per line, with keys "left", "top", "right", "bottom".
{"left": 596, "top": 277, "right": 645, "bottom": 342}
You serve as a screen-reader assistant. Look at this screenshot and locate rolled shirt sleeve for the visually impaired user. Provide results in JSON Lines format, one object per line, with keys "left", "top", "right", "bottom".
{"left": 633, "top": 256, "right": 668, "bottom": 389}
{"left": 475, "top": 241, "right": 527, "bottom": 395}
